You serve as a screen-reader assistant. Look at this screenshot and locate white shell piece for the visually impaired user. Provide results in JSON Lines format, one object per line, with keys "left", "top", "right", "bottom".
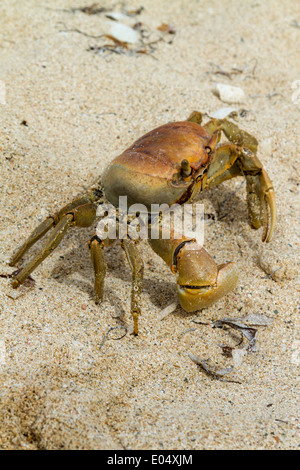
{"left": 109, "top": 22, "right": 140, "bottom": 44}
{"left": 211, "top": 107, "right": 238, "bottom": 119}
{"left": 214, "top": 83, "right": 246, "bottom": 104}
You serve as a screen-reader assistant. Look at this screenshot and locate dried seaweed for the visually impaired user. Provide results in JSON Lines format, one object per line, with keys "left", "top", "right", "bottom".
{"left": 188, "top": 355, "right": 241, "bottom": 384}
{"left": 231, "top": 313, "right": 274, "bottom": 326}
{"left": 70, "top": 3, "right": 108, "bottom": 15}
{"left": 99, "top": 325, "right": 128, "bottom": 350}
{"left": 58, "top": 3, "right": 174, "bottom": 58}
{"left": 88, "top": 28, "right": 170, "bottom": 59}
{"left": 209, "top": 63, "right": 244, "bottom": 80}
{"left": 189, "top": 314, "right": 275, "bottom": 380}
{"left": 207, "top": 59, "right": 258, "bottom": 80}
{"left": 59, "top": 6, "right": 175, "bottom": 58}
{"left": 212, "top": 317, "right": 258, "bottom": 352}
{"left": 59, "top": 3, "right": 144, "bottom": 17}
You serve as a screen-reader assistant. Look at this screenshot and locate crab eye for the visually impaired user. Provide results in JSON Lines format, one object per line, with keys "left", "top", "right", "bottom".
{"left": 180, "top": 159, "right": 192, "bottom": 177}
{"left": 205, "top": 146, "right": 212, "bottom": 154}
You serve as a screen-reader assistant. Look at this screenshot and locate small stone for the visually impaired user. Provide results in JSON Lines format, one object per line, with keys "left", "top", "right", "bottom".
{"left": 214, "top": 83, "right": 246, "bottom": 104}
{"left": 259, "top": 251, "right": 298, "bottom": 281}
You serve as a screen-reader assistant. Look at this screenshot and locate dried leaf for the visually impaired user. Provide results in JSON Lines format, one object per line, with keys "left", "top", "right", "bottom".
{"left": 233, "top": 313, "right": 274, "bottom": 326}
{"left": 105, "top": 34, "right": 129, "bottom": 48}
{"left": 189, "top": 354, "right": 234, "bottom": 378}
{"left": 212, "top": 318, "right": 258, "bottom": 352}
{"left": 219, "top": 344, "right": 234, "bottom": 357}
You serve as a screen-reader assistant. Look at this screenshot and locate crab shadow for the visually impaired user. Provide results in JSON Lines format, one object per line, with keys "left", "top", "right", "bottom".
{"left": 51, "top": 235, "right": 177, "bottom": 313}
{"left": 46, "top": 183, "right": 254, "bottom": 312}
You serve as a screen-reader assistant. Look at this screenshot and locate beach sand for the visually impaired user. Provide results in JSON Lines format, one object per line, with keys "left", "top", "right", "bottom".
{"left": 0, "top": 0, "right": 299, "bottom": 449}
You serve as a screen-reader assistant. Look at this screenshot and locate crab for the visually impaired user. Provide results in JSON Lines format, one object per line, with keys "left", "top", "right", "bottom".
{"left": 9, "top": 112, "right": 276, "bottom": 334}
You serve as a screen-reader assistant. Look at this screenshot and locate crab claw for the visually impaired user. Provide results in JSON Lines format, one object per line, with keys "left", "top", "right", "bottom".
{"left": 246, "top": 168, "right": 276, "bottom": 243}
{"left": 175, "top": 244, "right": 239, "bottom": 312}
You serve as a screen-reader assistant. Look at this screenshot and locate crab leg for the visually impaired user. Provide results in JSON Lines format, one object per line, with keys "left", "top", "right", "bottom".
{"left": 9, "top": 217, "right": 55, "bottom": 267}
{"left": 121, "top": 239, "right": 144, "bottom": 335}
{"left": 204, "top": 118, "right": 258, "bottom": 153}
{"left": 239, "top": 154, "right": 276, "bottom": 242}
{"left": 200, "top": 118, "right": 276, "bottom": 242}
{"left": 89, "top": 235, "right": 107, "bottom": 304}
{"left": 9, "top": 191, "right": 102, "bottom": 266}
{"left": 11, "top": 202, "right": 98, "bottom": 288}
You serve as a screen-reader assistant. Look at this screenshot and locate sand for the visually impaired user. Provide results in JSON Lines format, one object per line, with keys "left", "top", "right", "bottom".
{"left": 0, "top": 0, "right": 299, "bottom": 450}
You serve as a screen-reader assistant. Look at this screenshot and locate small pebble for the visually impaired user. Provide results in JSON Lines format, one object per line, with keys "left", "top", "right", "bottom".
{"left": 259, "top": 250, "right": 298, "bottom": 281}
{"left": 214, "top": 83, "right": 246, "bottom": 104}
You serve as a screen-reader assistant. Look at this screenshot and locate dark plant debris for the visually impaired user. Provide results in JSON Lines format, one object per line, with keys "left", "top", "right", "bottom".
{"left": 123, "top": 6, "right": 144, "bottom": 16}
{"left": 157, "top": 23, "right": 176, "bottom": 34}
{"left": 88, "top": 23, "right": 175, "bottom": 58}
{"left": 68, "top": 3, "right": 109, "bottom": 15}
{"left": 58, "top": 2, "right": 144, "bottom": 17}
{"left": 212, "top": 317, "right": 258, "bottom": 353}
{"left": 207, "top": 59, "right": 257, "bottom": 80}
{"left": 189, "top": 314, "right": 274, "bottom": 381}
{"left": 209, "top": 63, "right": 244, "bottom": 80}
{"left": 58, "top": 4, "right": 175, "bottom": 58}
{"left": 78, "top": 3, "right": 107, "bottom": 15}
{"left": 67, "top": 3, "right": 145, "bottom": 17}
{"left": 99, "top": 325, "right": 128, "bottom": 350}
{"left": 188, "top": 355, "right": 242, "bottom": 384}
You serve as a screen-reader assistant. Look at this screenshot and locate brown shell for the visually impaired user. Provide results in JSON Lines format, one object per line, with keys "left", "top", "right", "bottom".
{"left": 102, "top": 121, "right": 212, "bottom": 209}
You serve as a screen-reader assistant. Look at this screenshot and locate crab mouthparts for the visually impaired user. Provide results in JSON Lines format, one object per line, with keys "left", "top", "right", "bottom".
{"left": 179, "top": 284, "right": 214, "bottom": 291}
